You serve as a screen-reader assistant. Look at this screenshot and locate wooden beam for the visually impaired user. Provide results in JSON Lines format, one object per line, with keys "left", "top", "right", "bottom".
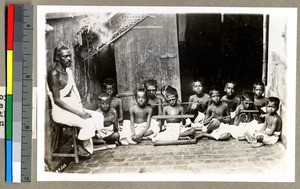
{"left": 158, "top": 102, "right": 192, "bottom": 106}
{"left": 116, "top": 92, "right": 134, "bottom": 98}
{"left": 154, "top": 139, "right": 197, "bottom": 146}
{"left": 152, "top": 114, "right": 194, "bottom": 119}
{"left": 116, "top": 91, "right": 164, "bottom": 98}
{"left": 94, "top": 144, "right": 116, "bottom": 151}
{"left": 240, "top": 110, "right": 260, "bottom": 114}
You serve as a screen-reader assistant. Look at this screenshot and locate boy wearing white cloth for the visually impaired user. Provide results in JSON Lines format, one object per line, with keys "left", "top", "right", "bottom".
{"left": 152, "top": 87, "right": 196, "bottom": 142}
{"left": 120, "top": 89, "right": 160, "bottom": 145}
{"left": 221, "top": 81, "right": 241, "bottom": 121}
{"left": 95, "top": 93, "right": 120, "bottom": 145}
{"left": 144, "top": 79, "right": 164, "bottom": 132}
{"left": 226, "top": 91, "right": 263, "bottom": 140}
{"left": 194, "top": 88, "right": 231, "bottom": 141}
{"left": 245, "top": 97, "right": 282, "bottom": 148}
{"left": 186, "top": 78, "right": 211, "bottom": 130}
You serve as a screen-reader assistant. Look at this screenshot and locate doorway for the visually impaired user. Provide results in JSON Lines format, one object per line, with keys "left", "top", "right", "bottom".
{"left": 178, "top": 14, "right": 264, "bottom": 102}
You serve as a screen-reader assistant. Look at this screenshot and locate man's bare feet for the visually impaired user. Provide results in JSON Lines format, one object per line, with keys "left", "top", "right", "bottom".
{"left": 77, "top": 145, "right": 91, "bottom": 159}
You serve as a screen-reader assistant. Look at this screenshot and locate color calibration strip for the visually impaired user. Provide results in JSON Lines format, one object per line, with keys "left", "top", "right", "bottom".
{"left": 6, "top": 4, "right": 14, "bottom": 183}
{"left": 12, "top": 5, "right": 24, "bottom": 183}
{"left": 6, "top": 4, "right": 33, "bottom": 183}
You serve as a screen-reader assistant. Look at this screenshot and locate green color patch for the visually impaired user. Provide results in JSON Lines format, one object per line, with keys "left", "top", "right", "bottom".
{"left": 5, "top": 95, "right": 13, "bottom": 140}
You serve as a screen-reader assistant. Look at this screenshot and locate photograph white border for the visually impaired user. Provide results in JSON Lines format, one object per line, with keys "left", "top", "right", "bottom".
{"left": 37, "top": 6, "right": 297, "bottom": 182}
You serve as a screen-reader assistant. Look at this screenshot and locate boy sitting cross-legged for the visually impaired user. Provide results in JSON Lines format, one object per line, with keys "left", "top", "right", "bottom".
{"left": 245, "top": 97, "right": 282, "bottom": 148}
{"left": 144, "top": 79, "right": 163, "bottom": 116}
{"left": 144, "top": 79, "right": 164, "bottom": 132}
{"left": 119, "top": 88, "right": 160, "bottom": 145}
{"left": 95, "top": 93, "right": 120, "bottom": 145}
{"left": 152, "top": 87, "right": 196, "bottom": 142}
{"left": 186, "top": 78, "right": 211, "bottom": 129}
{"left": 194, "top": 87, "right": 231, "bottom": 141}
{"left": 221, "top": 81, "right": 240, "bottom": 120}
{"left": 226, "top": 91, "right": 263, "bottom": 141}
{"left": 103, "top": 78, "right": 124, "bottom": 127}
{"left": 253, "top": 81, "right": 268, "bottom": 115}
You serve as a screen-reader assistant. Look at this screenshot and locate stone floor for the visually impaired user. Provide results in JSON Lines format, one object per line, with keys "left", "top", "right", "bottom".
{"left": 63, "top": 138, "right": 286, "bottom": 178}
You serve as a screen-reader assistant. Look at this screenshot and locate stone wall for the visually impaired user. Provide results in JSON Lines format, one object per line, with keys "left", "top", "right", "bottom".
{"left": 266, "top": 15, "right": 289, "bottom": 147}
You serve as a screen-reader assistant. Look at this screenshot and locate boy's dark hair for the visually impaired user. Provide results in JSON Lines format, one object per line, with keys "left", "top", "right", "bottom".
{"left": 53, "top": 45, "right": 70, "bottom": 62}
{"left": 161, "top": 85, "right": 172, "bottom": 100}
{"left": 209, "top": 87, "right": 221, "bottom": 96}
{"left": 253, "top": 81, "right": 265, "bottom": 90}
{"left": 161, "top": 85, "right": 171, "bottom": 94}
{"left": 103, "top": 78, "right": 116, "bottom": 88}
{"left": 225, "top": 81, "right": 237, "bottom": 88}
{"left": 268, "top": 97, "right": 280, "bottom": 107}
{"left": 192, "top": 78, "right": 204, "bottom": 86}
{"left": 165, "top": 87, "right": 178, "bottom": 99}
{"left": 98, "top": 93, "right": 111, "bottom": 101}
{"left": 135, "top": 88, "right": 149, "bottom": 101}
{"left": 144, "top": 79, "right": 158, "bottom": 89}
{"left": 241, "top": 91, "right": 254, "bottom": 101}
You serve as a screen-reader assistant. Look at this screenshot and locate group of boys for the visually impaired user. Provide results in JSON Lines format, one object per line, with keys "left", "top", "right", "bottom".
{"left": 95, "top": 78, "right": 282, "bottom": 149}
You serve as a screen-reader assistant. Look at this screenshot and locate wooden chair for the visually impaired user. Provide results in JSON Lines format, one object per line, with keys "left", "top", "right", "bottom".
{"left": 47, "top": 83, "right": 79, "bottom": 163}
{"left": 51, "top": 122, "right": 79, "bottom": 163}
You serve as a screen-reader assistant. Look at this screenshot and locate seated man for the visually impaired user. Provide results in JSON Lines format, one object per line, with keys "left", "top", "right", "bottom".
{"left": 47, "top": 45, "right": 103, "bottom": 158}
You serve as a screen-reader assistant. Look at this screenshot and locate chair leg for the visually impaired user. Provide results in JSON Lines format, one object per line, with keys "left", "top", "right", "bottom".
{"left": 72, "top": 128, "right": 79, "bottom": 163}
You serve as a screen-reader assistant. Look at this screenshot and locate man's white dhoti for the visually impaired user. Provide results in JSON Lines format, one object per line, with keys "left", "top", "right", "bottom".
{"left": 48, "top": 68, "right": 103, "bottom": 154}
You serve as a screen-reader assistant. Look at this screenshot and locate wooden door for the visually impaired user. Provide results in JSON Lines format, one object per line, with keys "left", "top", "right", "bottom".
{"left": 114, "top": 14, "right": 181, "bottom": 116}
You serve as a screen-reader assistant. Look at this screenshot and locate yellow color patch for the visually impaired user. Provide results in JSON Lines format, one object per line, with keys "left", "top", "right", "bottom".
{"left": 7, "top": 50, "right": 13, "bottom": 95}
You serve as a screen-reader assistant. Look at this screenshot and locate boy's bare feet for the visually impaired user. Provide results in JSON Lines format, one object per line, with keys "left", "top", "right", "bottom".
{"left": 115, "top": 140, "right": 121, "bottom": 146}
{"left": 206, "top": 119, "right": 221, "bottom": 133}
{"left": 251, "top": 142, "right": 264, "bottom": 148}
{"left": 127, "top": 138, "right": 137, "bottom": 144}
{"left": 179, "top": 136, "right": 191, "bottom": 140}
{"left": 120, "top": 138, "right": 129, "bottom": 145}
{"left": 244, "top": 131, "right": 255, "bottom": 143}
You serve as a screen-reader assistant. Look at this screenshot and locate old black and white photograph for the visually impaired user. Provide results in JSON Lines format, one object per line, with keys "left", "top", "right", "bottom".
{"left": 37, "top": 6, "right": 296, "bottom": 181}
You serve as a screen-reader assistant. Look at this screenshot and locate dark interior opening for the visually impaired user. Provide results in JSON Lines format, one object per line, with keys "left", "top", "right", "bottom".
{"left": 179, "top": 14, "right": 264, "bottom": 102}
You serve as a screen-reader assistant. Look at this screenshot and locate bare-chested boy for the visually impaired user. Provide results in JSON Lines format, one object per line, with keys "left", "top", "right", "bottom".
{"left": 144, "top": 79, "right": 164, "bottom": 131}
{"left": 194, "top": 88, "right": 231, "bottom": 141}
{"left": 144, "top": 79, "right": 163, "bottom": 116}
{"left": 187, "top": 78, "right": 210, "bottom": 114}
{"left": 95, "top": 93, "right": 120, "bottom": 145}
{"left": 226, "top": 91, "right": 263, "bottom": 140}
{"left": 119, "top": 89, "right": 159, "bottom": 145}
{"left": 152, "top": 87, "right": 196, "bottom": 142}
{"left": 221, "top": 81, "right": 240, "bottom": 119}
{"left": 253, "top": 81, "right": 268, "bottom": 114}
{"left": 103, "top": 78, "right": 123, "bottom": 126}
{"left": 246, "top": 97, "right": 282, "bottom": 148}
{"left": 186, "top": 78, "right": 211, "bottom": 129}
{"left": 234, "top": 91, "right": 261, "bottom": 126}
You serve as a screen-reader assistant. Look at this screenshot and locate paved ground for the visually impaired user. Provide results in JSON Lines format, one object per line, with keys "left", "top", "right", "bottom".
{"left": 62, "top": 138, "right": 286, "bottom": 176}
